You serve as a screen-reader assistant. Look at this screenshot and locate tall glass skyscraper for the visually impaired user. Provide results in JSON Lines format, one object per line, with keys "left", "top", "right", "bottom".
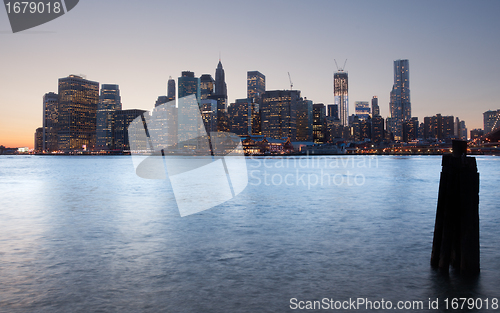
{"left": 167, "top": 76, "right": 176, "bottom": 101}
{"left": 57, "top": 75, "right": 99, "bottom": 151}
{"left": 42, "top": 92, "right": 59, "bottom": 151}
{"left": 247, "top": 71, "right": 265, "bottom": 106}
{"left": 96, "top": 84, "right": 121, "bottom": 150}
{"left": 200, "top": 74, "right": 215, "bottom": 100}
{"left": 389, "top": 59, "right": 411, "bottom": 140}
{"left": 334, "top": 71, "right": 348, "bottom": 126}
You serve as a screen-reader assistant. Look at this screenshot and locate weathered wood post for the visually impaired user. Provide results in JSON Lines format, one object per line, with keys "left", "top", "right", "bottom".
{"left": 431, "top": 140, "right": 480, "bottom": 275}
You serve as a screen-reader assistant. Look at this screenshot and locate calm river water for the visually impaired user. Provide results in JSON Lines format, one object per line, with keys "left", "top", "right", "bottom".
{"left": 0, "top": 155, "right": 499, "bottom": 312}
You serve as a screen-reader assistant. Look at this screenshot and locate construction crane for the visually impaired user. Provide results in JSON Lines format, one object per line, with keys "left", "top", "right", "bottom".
{"left": 288, "top": 72, "right": 293, "bottom": 89}
{"left": 334, "top": 59, "right": 347, "bottom": 72}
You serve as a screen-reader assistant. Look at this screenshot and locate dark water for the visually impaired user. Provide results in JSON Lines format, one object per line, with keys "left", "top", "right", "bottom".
{"left": 0, "top": 155, "right": 499, "bottom": 312}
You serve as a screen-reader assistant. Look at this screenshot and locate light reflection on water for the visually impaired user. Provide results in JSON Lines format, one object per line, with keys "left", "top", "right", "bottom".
{"left": 0, "top": 155, "right": 498, "bottom": 312}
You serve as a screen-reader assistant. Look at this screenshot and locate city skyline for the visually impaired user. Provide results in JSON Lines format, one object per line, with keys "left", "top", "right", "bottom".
{"left": 1, "top": 0, "right": 500, "bottom": 148}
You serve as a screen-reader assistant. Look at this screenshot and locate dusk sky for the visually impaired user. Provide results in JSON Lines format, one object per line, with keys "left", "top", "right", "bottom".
{"left": 1, "top": 0, "right": 499, "bottom": 148}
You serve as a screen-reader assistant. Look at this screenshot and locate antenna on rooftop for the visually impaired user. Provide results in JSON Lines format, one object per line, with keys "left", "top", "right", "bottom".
{"left": 334, "top": 59, "right": 347, "bottom": 72}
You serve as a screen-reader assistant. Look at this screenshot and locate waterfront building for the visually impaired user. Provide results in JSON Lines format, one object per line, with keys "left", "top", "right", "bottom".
{"left": 371, "top": 96, "right": 380, "bottom": 117}
{"left": 200, "top": 74, "right": 215, "bottom": 100}
{"left": 261, "top": 90, "right": 300, "bottom": 141}
{"left": 57, "top": 75, "right": 99, "bottom": 151}
{"left": 34, "top": 127, "right": 43, "bottom": 152}
{"left": 297, "top": 98, "right": 313, "bottom": 142}
{"left": 371, "top": 116, "right": 385, "bottom": 144}
{"left": 96, "top": 84, "right": 121, "bottom": 150}
{"left": 312, "top": 103, "right": 326, "bottom": 143}
{"left": 113, "top": 109, "right": 147, "bottom": 151}
{"left": 167, "top": 76, "right": 176, "bottom": 101}
{"left": 483, "top": 109, "right": 500, "bottom": 134}
{"left": 42, "top": 92, "right": 59, "bottom": 151}
{"left": 334, "top": 71, "right": 348, "bottom": 126}
{"left": 470, "top": 129, "right": 484, "bottom": 140}
{"left": 388, "top": 59, "right": 411, "bottom": 141}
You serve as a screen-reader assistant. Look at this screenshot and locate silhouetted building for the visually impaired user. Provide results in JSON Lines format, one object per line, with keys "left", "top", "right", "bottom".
{"left": 167, "top": 76, "right": 176, "bottom": 101}
{"left": 327, "top": 104, "right": 339, "bottom": 120}
{"left": 96, "top": 84, "right": 121, "bottom": 150}
{"left": 470, "top": 129, "right": 483, "bottom": 140}
{"left": 42, "top": 92, "right": 59, "bottom": 151}
{"left": 389, "top": 59, "right": 411, "bottom": 141}
{"left": 334, "top": 71, "right": 348, "bottom": 126}
{"left": 424, "top": 114, "right": 454, "bottom": 140}
{"left": 483, "top": 109, "right": 500, "bottom": 134}
{"left": 312, "top": 103, "right": 326, "bottom": 143}
{"left": 113, "top": 109, "right": 147, "bottom": 151}
{"left": 34, "top": 127, "right": 43, "bottom": 152}
{"left": 155, "top": 96, "right": 168, "bottom": 107}
{"left": 200, "top": 74, "right": 215, "bottom": 100}
{"left": 371, "top": 96, "right": 380, "bottom": 117}
{"left": 297, "top": 99, "right": 313, "bottom": 141}
{"left": 371, "top": 116, "right": 385, "bottom": 144}
{"left": 229, "top": 99, "right": 255, "bottom": 136}
{"left": 200, "top": 99, "right": 218, "bottom": 133}
{"left": 403, "top": 117, "right": 418, "bottom": 142}
{"left": 57, "top": 75, "right": 99, "bottom": 151}
{"left": 261, "top": 90, "right": 300, "bottom": 141}
{"left": 178, "top": 71, "right": 201, "bottom": 142}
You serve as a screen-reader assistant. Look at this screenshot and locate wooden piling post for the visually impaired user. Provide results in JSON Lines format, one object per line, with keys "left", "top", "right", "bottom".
{"left": 431, "top": 140, "right": 480, "bottom": 275}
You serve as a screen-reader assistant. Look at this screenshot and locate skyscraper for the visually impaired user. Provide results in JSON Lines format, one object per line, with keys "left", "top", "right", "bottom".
{"left": 371, "top": 96, "right": 380, "bottom": 117}
{"left": 112, "top": 109, "right": 147, "bottom": 151}
{"left": 200, "top": 74, "right": 215, "bottom": 100}
{"left": 334, "top": 71, "right": 348, "bottom": 126}
{"left": 296, "top": 98, "right": 313, "bottom": 141}
{"left": 57, "top": 75, "right": 99, "bottom": 151}
{"left": 214, "top": 60, "right": 227, "bottom": 108}
{"left": 214, "top": 60, "right": 229, "bottom": 132}
{"left": 389, "top": 59, "right": 411, "bottom": 140}
{"left": 312, "top": 103, "right": 326, "bottom": 143}
{"left": 261, "top": 90, "right": 300, "bottom": 141}
{"left": 96, "top": 84, "right": 121, "bottom": 150}
{"left": 42, "top": 92, "right": 58, "bottom": 151}
{"left": 327, "top": 104, "right": 338, "bottom": 120}
{"left": 483, "top": 109, "right": 500, "bottom": 134}
{"left": 355, "top": 101, "right": 370, "bottom": 120}
{"left": 167, "top": 76, "right": 176, "bottom": 101}
{"left": 247, "top": 71, "right": 266, "bottom": 106}
{"left": 178, "top": 71, "right": 201, "bottom": 143}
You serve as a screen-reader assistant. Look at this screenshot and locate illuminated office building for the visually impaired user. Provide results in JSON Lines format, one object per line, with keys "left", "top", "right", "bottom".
{"left": 334, "top": 71, "right": 348, "bottom": 126}
{"left": 200, "top": 74, "right": 215, "bottom": 100}
{"left": 167, "top": 76, "right": 176, "bottom": 101}
{"left": 96, "top": 84, "right": 121, "bottom": 150}
{"left": 371, "top": 96, "right": 380, "bottom": 117}
{"left": 355, "top": 101, "right": 370, "bottom": 120}
{"left": 389, "top": 59, "right": 411, "bottom": 140}
{"left": 312, "top": 103, "right": 326, "bottom": 143}
{"left": 112, "top": 109, "right": 147, "bottom": 151}
{"left": 483, "top": 109, "right": 500, "bottom": 134}
{"left": 247, "top": 71, "right": 266, "bottom": 106}
{"left": 261, "top": 90, "right": 300, "bottom": 141}
{"left": 57, "top": 75, "right": 99, "bottom": 151}
{"left": 297, "top": 98, "right": 313, "bottom": 141}
{"left": 42, "top": 92, "right": 59, "bottom": 151}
